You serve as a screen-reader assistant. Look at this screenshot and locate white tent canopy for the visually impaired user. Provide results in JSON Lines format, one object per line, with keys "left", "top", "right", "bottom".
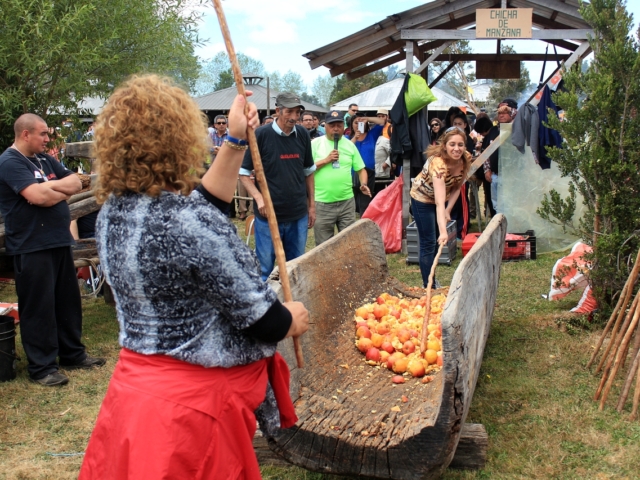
{"left": 330, "top": 78, "right": 469, "bottom": 112}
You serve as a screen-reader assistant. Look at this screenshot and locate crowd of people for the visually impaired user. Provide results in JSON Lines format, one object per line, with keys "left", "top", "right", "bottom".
{"left": 205, "top": 94, "right": 519, "bottom": 287}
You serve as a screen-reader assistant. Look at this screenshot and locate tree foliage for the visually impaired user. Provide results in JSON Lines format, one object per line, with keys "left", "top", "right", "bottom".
{"left": 269, "top": 70, "right": 306, "bottom": 96}
{"left": 537, "top": 0, "right": 640, "bottom": 312}
{"left": 329, "top": 71, "right": 388, "bottom": 106}
{"left": 486, "top": 45, "right": 532, "bottom": 110}
{"left": 0, "top": 0, "right": 202, "bottom": 149}
{"left": 311, "top": 74, "right": 336, "bottom": 108}
{"left": 195, "top": 52, "right": 266, "bottom": 95}
{"left": 431, "top": 41, "right": 480, "bottom": 113}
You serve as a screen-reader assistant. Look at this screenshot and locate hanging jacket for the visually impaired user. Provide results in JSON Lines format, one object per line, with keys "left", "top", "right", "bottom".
{"left": 512, "top": 103, "right": 540, "bottom": 162}
{"left": 390, "top": 74, "right": 430, "bottom": 174}
{"left": 537, "top": 84, "right": 564, "bottom": 170}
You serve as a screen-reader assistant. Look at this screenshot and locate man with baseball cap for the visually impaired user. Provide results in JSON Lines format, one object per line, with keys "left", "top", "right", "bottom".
{"left": 481, "top": 98, "right": 518, "bottom": 213}
{"left": 240, "top": 92, "right": 316, "bottom": 280}
{"left": 311, "top": 110, "right": 369, "bottom": 246}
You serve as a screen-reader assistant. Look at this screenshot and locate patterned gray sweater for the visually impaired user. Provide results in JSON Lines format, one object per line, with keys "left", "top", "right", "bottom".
{"left": 95, "top": 189, "right": 279, "bottom": 367}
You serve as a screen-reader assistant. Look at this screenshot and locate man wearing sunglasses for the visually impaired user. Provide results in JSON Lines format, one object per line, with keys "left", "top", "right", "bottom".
{"left": 209, "top": 115, "right": 228, "bottom": 164}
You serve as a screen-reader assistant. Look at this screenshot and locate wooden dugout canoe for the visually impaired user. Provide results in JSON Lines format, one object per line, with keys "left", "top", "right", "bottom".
{"left": 266, "top": 215, "right": 507, "bottom": 479}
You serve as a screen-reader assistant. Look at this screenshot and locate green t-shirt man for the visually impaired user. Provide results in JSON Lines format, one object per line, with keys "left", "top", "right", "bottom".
{"left": 312, "top": 135, "right": 365, "bottom": 203}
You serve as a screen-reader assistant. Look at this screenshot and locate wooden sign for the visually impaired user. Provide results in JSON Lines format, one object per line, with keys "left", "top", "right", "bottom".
{"left": 476, "top": 60, "right": 521, "bottom": 79}
{"left": 476, "top": 8, "right": 533, "bottom": 39}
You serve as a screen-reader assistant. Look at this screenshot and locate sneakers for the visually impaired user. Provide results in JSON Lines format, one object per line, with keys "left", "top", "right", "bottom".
{"left": 60, "top": 355, "right": 106, "bottom": 370}
{"left": 30, "top": 371, "right": 69, "bottom": 386}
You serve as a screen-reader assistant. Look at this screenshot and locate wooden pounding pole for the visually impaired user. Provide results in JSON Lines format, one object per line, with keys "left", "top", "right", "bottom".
{"left": 212, "top": 0, "right": 303, "bottom": 368}
{"left": 421, "top": 242, "right": 444, "bottom": 353}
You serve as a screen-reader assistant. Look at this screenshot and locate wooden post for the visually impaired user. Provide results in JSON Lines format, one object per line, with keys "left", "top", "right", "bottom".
{"left": 266, "top": 77, "right": 271, "bottom": 116}
{"left": 212, "top": 0, "right": 303, "bottom": 368}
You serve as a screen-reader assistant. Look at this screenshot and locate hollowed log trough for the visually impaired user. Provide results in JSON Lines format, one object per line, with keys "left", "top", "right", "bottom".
{"left": 263, "top": 215, "right": 507, "bottom": 479}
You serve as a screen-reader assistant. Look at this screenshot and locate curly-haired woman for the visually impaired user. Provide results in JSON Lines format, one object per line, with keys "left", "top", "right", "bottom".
{"left": 79, "top": 75, "right": 309, "bottom": 479}
{"left": 411, "top": 127, "right": 472, "bottom": 288}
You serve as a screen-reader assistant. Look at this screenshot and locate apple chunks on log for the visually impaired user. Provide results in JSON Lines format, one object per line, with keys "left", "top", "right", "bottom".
{"left": 354, "top": 292, "right": 446, "bottom": 379}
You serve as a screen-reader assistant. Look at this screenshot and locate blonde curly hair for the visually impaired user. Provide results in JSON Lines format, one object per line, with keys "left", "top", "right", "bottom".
{"left": 93, "top": 75, "right": 209, "bottom": 204}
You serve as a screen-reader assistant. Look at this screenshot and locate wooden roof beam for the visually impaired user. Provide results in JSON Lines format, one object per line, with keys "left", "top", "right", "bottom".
{"left": 429, "top": 60, "right": 460, "bottom": 89}
{"left": 401, "top": 29, "right": 593, "bottom": 40}
{"left": 526, "top": 0, "right": 585, "bottom": 20}
{"left": 396, "top": 0, "right": 487, "bottom": 29}
{"left": 436, "top": 53, "right": 571, "bottom": 60}
{"left": 346, "top": 52, "right": 404, "bottom": 81}
{"left": 329, "top": 40, "right": 405, "bottom": 77}
{"left": 532, "top": 13, "right": 579, "bottom": 30}
{"left": 415, "top": 41, "right": 454, "bottom": 74}
{"left": 309, "top": 24, "right": 398, "bottom": 70}
{"left": 543, "top": 39, "right": 580, "bottom": 51}
{"left": 327, "top": 12, "right": 477, "bottom": 78}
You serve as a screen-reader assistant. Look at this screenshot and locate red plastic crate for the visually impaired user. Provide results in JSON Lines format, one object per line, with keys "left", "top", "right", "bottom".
{"left": 462, "top": 230, "right": 536, "bottom": 261}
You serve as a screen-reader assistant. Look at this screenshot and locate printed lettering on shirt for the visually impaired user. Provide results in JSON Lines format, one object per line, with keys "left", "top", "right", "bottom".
{"left": 280, "top": 154, "right": 300, "bottom": 160}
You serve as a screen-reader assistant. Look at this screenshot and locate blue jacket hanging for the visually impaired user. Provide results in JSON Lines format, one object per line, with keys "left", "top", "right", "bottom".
{"left": 537, "top": 84, "right": 563, "bottom": 170}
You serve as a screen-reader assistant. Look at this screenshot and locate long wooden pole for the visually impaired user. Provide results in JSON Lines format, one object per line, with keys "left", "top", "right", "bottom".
{"left": 588, "top": 248, "right": 640, "bottom": 369}
{"left": 212, "top": 0, "right": 303, "bottom": 368}
{"left": 421, "top": 243, "right": 444, "bottom": 353}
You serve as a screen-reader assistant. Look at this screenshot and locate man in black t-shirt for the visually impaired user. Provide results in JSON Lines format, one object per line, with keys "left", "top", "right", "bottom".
{"left": 0, "top": 114, "right": 105, "bottom": 387}
{"left": 240, "top": 93, "right": 316, "bottom": 281}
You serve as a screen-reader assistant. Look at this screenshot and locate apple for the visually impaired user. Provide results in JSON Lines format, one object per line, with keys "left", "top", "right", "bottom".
{"left": 387, "top": 352, "right": 405, "bottom": 370}
{"left": 355, "top": 306, "right": 369, "bottom": 319}
{"left": 380, "top": 342, "right": 395, "bottom": 354}
{"left": 408, "top": 359, "right": 425, "bottom": 377}
{"left": 437, "top": 351, "right": 443, "bottom": 367}
{"left": 397, "top": 328, "right": 411, "bottom": 343}
{"left": 392, "top": 375, "right": 405, "bottom": 384}
{"left": 376, "top": 322, "right": 390, "bottom": 335}
{"left": 402, "top": 341, "right": 416, "bottom": 355}
{"left": 366, "top": 347, "right": 381, "bottom": 363}
{"left": 392, "top": 357, "right": 409, "bottom": 374}
{"left": 356, "top": 320, "right": 368, "bottom": 329}
{"left": 356, "top": 326, "right": 371, "bottom": 339}
{"left": 357, "top": 338, "right": 373, "bottom": 353}
{"left": 370, "top": 333, "right": 384, "bottom": 348}
{"left": 376, "top": 296, "right": 385, "bottom": 304}
{"left": 373, "top": 304, "right": 389, "bottom": 319}
{"left": 425, "top": 349, "right": 438, "bottom": 365}
{"left": 380, "top": 351, "right": 390, "bottom": 364}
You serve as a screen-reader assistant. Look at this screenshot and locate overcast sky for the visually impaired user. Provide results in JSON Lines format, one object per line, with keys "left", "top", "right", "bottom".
{"left": 195, "top": 0, "right": 640, "bottom": 92}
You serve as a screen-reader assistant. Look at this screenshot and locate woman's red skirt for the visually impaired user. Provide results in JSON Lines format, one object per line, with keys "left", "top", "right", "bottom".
{"left": 79, "top": 348, "right": 295, "bottom": 480}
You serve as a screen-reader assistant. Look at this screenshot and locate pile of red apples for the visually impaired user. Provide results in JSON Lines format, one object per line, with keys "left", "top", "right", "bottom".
{"left": 354, "top": 292, "right": 445, "bottom": 380}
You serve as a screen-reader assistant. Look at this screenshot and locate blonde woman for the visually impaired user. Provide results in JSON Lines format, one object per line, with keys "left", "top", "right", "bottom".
{"left": 410, "top": 127, "right": 472, "bottom": 288}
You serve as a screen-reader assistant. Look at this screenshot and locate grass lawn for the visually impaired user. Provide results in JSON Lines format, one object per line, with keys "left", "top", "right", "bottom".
{"left": 1, "top": 217, "right": 639, "bottom": 479}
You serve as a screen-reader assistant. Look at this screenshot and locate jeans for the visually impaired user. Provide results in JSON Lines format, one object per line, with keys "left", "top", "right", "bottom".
{"left": 411, "top": 198, "right": 437, "bottom": 288}
{"left": 254, "top": 214, "right": 308, "bottom": 281}
{"left": 491, "top": 173, "right": 500, "bottom": 213}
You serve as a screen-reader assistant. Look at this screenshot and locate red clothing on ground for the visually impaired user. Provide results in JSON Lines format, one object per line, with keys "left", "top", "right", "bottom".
{"left": 79, "top": 348, "right": 296, "bottom": 480}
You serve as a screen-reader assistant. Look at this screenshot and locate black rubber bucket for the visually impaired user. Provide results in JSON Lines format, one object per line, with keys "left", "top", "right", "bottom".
{"left": 0, "top": 315, "right": 18, "bottom": 382}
